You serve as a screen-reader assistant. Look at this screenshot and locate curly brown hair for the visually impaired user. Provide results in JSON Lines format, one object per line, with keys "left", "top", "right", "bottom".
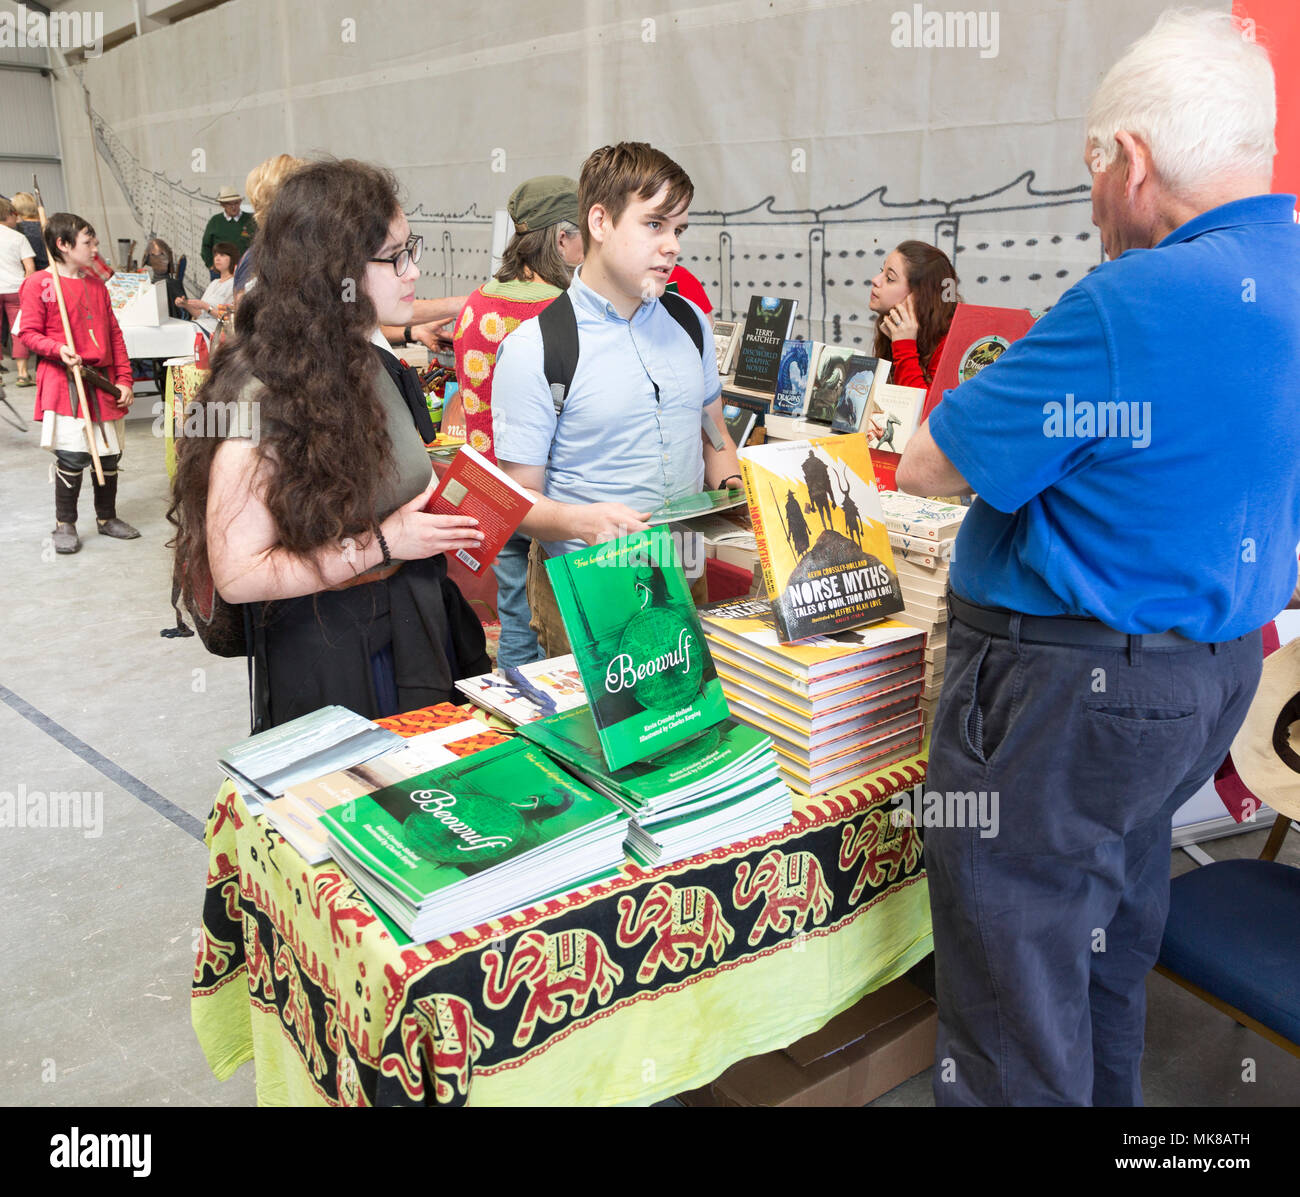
{"left": 169, "top": 158, "right": 402, "bottom": 602}
{"left": 872, "top": 241, "right": 960, "bottom": 380}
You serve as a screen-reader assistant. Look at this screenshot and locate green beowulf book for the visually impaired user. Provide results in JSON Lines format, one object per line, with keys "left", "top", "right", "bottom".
{"left": 319, "top": 737, "right": 628, "bottom": 940}
{"left": 544, "top": 526, "right": 730, "bottom": 771}
{"left": 522, "top": 707, "right": 773, "bottom": 814}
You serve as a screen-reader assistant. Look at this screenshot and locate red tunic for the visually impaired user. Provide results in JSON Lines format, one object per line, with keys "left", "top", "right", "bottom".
{"left": 889, "top": 331, "right": 949, "bottom": 389}
{"left": 18, "top": 269, "right": 132, "bottom": 423}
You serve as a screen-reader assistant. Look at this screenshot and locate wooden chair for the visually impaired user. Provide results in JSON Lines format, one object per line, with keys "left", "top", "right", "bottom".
{"left": 1155, "top": 791, "right": 1300, "bottom": 1057}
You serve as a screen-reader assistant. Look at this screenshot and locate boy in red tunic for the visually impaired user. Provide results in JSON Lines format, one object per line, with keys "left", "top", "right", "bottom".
{"left": 19, "top": 212, "right": 137, "bottom": 554}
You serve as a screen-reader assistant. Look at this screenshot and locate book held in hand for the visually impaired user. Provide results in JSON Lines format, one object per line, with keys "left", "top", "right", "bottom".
{"left": 544, "top": 526, "right": 730, "bottom": 771}
{"left": 732, "top": 295, "right": 799, "bottom": 393}
{"left": 738, "top": 436, "right": 904, "bottom": 641}
{"left": 424, "top": 444, "right": 534, "bottom": 575}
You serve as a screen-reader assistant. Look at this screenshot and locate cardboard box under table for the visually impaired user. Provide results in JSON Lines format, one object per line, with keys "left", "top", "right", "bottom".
{"left": 677, "top": 977, "right": 936, "bottom": 1106}
{"left": 191, "top": 705, "right": 933, "bottom": 1106}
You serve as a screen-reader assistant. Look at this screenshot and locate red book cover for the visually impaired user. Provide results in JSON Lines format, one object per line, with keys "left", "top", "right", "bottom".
{"left": 919, "top": 304, "right": 1036, "bottom": 423}
{"left": 424, "top": 445, "right": 534, "bottom": 575}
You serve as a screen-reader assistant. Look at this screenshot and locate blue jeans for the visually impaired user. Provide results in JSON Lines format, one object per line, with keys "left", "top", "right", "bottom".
{"left": 924, "top": 609, "right": 1262, "bottom": 1106}
{"left": 493, "top": 531, "right": 543, "bottom": 667}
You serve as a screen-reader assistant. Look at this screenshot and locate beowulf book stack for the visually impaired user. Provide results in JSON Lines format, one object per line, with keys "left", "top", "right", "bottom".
{"left": 737, "top": 434, "right": 904, "bottom": 642}
{"left": 264, "top": 704, "right": 509, "bottom": 865}
{"left": 523, "top": 707, "right": 791, "bottom": 868}
{"left": 319, "top": 737, "right": 629, "bottom": 942}
{"left": 699, "top": 599, "right": 926, "bottom": 794}
{"left": 878, "top": 491, "right": 968, "bottom": 732}
{"left": 545, "top": 526, "right": 729, "bottom": 771}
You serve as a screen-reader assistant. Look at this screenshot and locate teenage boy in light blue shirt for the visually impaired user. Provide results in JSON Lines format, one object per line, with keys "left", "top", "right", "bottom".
{"left": 493, "top": 142, "right": 740, "bottom": 655}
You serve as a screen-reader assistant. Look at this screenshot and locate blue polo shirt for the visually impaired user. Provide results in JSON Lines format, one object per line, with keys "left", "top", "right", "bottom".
{"left": 492, "top": 267, "right": 720, "bottom": 557}
{"left": 929, "top": 194, "right": 1300, "bottom": 641}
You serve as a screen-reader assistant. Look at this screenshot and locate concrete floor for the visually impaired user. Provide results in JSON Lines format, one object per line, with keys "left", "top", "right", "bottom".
{"left": 0, "top": 399, "right": 1296, "bottom": 1107}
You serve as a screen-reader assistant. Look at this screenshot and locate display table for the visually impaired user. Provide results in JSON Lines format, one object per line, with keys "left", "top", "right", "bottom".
{"left": 121, "top": 318, "right": 197, "bottom": 362}
{"left": 191, "top": 713, "right": 932, "bottom": 1106}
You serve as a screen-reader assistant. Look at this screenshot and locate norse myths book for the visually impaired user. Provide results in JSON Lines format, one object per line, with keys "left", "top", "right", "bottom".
{"left": 544, "top": 526, "right": 730, "bottom": 771}
{"left": 737, "top": 436, "right": 904, "bottom": 642}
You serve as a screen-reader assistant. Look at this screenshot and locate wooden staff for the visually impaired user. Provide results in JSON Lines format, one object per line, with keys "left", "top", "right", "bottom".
{"left": 33, "top": 175, "right": 104, "bottom": 485}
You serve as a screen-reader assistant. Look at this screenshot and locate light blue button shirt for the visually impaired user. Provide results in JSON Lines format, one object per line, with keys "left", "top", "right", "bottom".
{"left": 491, "top": 267, "right": 721, "bottom": 558}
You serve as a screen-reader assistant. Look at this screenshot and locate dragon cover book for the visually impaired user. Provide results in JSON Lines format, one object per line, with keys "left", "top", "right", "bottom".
{"left": 738, "top": 436, "right": 904, "bottom": 642}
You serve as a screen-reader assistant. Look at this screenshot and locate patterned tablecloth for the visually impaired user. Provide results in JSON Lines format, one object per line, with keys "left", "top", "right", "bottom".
{"left": 191, "top": 709, "right": 932, "bottom": 1106}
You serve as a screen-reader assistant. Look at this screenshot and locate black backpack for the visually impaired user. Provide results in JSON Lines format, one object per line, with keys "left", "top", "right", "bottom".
{"left": 535, "top": 287, "right": 706, "bottom": 412}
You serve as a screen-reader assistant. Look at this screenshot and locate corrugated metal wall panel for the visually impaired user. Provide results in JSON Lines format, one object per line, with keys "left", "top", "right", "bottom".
{"left": 0, "top": 1, "right": 52, "bottom": 69}
{"left": 0, "top": 69, "right": 62, "bottom": 156}
{"left": 0, "top": 162, "right": 67, "bottom": 209}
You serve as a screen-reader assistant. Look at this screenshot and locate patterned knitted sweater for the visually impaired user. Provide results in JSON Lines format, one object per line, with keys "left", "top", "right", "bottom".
{"left": 453, "top": 277, "right": 562, "bottom": 464}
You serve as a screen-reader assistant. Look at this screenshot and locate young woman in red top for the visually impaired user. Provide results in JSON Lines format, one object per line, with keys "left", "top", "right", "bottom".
{"left": 869, "top": 241, "right": 960, "bottom": 389}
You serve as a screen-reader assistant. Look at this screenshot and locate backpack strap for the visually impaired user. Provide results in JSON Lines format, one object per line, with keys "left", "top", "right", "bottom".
{"left": 538, "top": 291, "right": 580, "bottom": 415}
{"left": 538, "top": 288, "right": 707, "bottom": 417}
{"left": 658, "top": 289, "right": 706, "bottom": 360}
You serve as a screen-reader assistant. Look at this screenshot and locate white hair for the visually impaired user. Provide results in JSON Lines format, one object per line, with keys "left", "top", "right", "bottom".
{"left": 1086, "top": 7, "right": 1276, "bottom": 196}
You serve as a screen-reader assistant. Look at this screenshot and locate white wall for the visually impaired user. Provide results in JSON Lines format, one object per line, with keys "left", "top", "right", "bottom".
{"left": 47, "top": 0, "right": 1225, "bottom": 324}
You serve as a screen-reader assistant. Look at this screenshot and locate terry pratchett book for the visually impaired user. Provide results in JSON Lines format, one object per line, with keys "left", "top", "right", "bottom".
{"left": 738, "top": 436, "right": 905, "bottom": 642}
{"left": 544, "top": 526, "right": 730, "bottom": 771}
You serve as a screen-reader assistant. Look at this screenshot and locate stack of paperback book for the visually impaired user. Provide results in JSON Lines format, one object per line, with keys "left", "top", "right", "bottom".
{"left": 522, "top": 707, "right": 790, "bottom": 868}
{"left": 455, "top": 655, "right": 587, "bottom": 726}
{"left": 318, "top": 737, "right": 631, "bottom": 942}
{"left": 699, "top": 599, "right": 926, "bottom": 794}
{"left": 263, "top": 704, "right": 509, "bottom": 865}
{"left": 878, "top": 492, "right": 968, "bottom": 730}
{"left": 219, "top": 705, "right": 406, "bottom": 815}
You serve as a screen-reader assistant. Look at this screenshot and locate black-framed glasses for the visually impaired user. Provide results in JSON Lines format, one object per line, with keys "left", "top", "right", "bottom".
{"left": 369, "top": 234, "right": 423, "bottom": 276}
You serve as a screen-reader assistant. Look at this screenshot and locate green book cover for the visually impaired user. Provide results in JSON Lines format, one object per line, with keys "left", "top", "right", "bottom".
{"left": 522, "top": 707, "right": 770, "bottom": 808}
{"left": 319, "top": 738, "right": 623, "bottom": 906}
{"left": 544, "top": 527, "right": 730, "bottom": 771}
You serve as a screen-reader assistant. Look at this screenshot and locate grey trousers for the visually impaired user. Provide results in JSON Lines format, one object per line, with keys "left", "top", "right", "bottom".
{"left": 924, "top": 608, "right": 1262, "bottom": 1106}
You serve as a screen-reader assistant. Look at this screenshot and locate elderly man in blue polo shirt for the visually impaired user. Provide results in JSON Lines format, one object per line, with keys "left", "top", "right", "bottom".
{"left": 898, "top": 9, "right": 1300, "bottom": 1107}
{"left": 493, "top": 143, "right": 740, "bottom": 655}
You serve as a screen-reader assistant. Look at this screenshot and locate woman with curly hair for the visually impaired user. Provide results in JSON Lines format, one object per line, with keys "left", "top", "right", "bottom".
{"left": 870, "top": 240, "right": 960, "bottom": 388}
{"left": 170, "top": 158, "right": 489, "bottom": 730}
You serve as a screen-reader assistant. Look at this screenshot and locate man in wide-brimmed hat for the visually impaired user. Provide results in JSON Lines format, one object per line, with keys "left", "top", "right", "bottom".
{"left": 201, "top": 185, "right": 254, "bottom": 279}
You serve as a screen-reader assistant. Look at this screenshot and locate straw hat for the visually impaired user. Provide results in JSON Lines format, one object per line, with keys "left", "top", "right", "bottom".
{"left": 1229, "top": 636, "right": 1300, "bottom": 822}
{"left": 215, "top": 185, "right": 241, "bottom": 203}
